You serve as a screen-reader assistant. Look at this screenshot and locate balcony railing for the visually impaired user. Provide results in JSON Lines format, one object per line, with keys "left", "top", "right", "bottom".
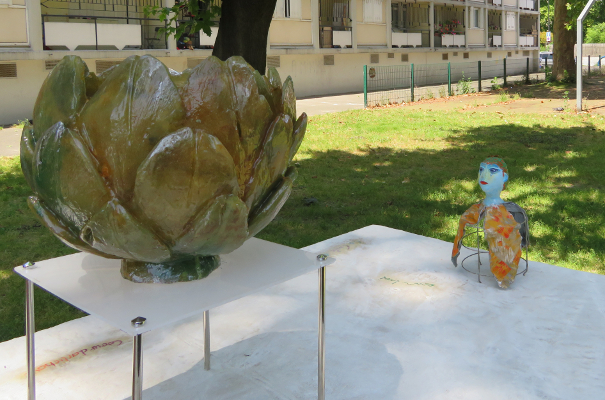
{"left": 320, "top": 26, "right": 352, "bottom": 48}
{"left": 392, "top": 29, "right": 430, "bottom": 48}
{"left": 41, "top": 0, "right": 162, "bottom": 16}
{"left": 519, "top": 33, "right": 537, "bottom": 47}
{"left": 519, "top": 0, "right": 537, "bottom": 11}
{"left": 488, "top": 32, "right": 502, "bottom": 47}
{"left": 42, "top": 14, "right": 166, "bottom": 50}
{"left": 41, "top": 13, "right": 220, "bottom": 51}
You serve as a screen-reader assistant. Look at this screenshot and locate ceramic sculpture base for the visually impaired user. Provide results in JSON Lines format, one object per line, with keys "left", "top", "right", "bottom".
{"left": 121, "top": 256, "right": 220, "bottom": 283}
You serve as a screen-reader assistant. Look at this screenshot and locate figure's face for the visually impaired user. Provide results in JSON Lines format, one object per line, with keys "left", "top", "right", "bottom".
{"left": 478, "top": 162, "right": 508, "bottom": 197}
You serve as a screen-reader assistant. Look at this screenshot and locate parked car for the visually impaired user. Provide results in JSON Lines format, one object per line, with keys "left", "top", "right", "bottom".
{"left": 539, "top": 52, "right": 553, "bottom": 69}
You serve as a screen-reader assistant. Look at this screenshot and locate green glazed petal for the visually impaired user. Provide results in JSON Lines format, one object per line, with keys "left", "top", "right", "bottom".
{"left": 133, "top": 127, "right": 239, "bottom": 242}
{"left": 263, "top": 114, "right": 293, "bottom": 188}
{"left": 266, "top": 67, "right": 283, "bottom": 113}
{"left": 173, "top": 194, "right": 249, "bottom": 255}
{"left": 79, "top": 55, "right": 186, "bottom": 203}
{"left": 32, "top": 122, "right": 111, "bottom": 232}
{"left": 282, "top": 76, "right": 296, "bottom": 122}
{"left": 242, "top": 155, "right": 270, "bottom": 211}
{"left": 227, "top": 57, "right": 273, "bottom": 172}
{"left": 80, "top": 199, "right": 171, "bottom": 262}
{"left": 20, "top": 121, "right": 35, "bottom": 190}
{"left": 244, "top": 114, "right": 293, "bottom": 211}
{"left": 33, "top": 56, "right": 89, "bottom": 141}
{"left": 248, "top": 167, "right": 297, "bottom": 238}
{"left": 85, "top": 72, "right": 102, "bottom": 99}
{"left": 28, "top": 196, "right": 117, "bottom": 258}
{"left": 180, "top": 56, "right": 244, "bottom": 174}
{"left": 266, "top": 67, "right": 282, "bottom": 91}
{"left": 289, "top": 113, "right": 307, "bottom": 162}
{"left": 85, "top": 64, "right": 119, "bottom": 99}
{"left": 253, "top": 70, "right": 276, "bottom": 115}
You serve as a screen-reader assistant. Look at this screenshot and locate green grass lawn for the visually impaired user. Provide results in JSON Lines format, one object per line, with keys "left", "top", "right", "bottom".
{"left": 2, "top": 107, "right": 605, "bottom": 342}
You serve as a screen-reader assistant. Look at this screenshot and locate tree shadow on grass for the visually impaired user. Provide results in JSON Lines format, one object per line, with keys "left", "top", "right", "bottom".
{"left": 505, "top": 79, "right": 605, "bottom": 101}
{"left": 259, "top": 121, "right": 605, "bottom": 274}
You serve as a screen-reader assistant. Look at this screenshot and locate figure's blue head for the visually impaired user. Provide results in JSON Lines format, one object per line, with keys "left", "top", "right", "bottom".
{"left": 478, "top": 156, "right": 508, "bottom": 203}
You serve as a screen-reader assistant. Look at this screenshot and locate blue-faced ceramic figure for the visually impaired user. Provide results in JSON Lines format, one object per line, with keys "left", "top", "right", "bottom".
{"left": 452, "top": 156, "right": 529, "bottom": 288}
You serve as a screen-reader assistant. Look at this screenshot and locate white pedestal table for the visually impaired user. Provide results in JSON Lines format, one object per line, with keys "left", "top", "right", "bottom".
{"left": 13, "top": 238, "right": 335, "bottom": 400}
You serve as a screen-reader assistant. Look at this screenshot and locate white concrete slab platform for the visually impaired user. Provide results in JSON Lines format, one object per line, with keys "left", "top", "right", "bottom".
{"left": 13, "top": 237, "right": 332, "bottom": 336}
{"left": 1, "top": 225, "right": 605, "bottom": 399}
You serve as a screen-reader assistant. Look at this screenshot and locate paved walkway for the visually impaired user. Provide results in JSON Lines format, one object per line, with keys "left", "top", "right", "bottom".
{"left": 296, "top": 92, "right": 364, "bottom": 117}
{"left": 0, "top": 127, "right": 21, "bottom": 158}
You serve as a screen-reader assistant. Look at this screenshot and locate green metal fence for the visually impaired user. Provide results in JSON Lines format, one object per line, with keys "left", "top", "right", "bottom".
{"left": 364, "top": 57, "right": 538, "bottom": 107}
{"left": 581, "top": 55, "right": 605, "bottom": 76}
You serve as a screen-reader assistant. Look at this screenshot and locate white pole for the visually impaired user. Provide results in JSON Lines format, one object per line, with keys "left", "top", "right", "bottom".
{"left": 577, "top": 0, "right": 599, "bottom": 111}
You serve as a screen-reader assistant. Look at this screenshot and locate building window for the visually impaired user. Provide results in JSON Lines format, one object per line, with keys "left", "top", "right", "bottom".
{"left": 507, "top": 51, "right": 512, "bottom": 57}
{"left": 275, "top": 0, "right": 302, "bottom": 19}
{"left": 401, "top": 54, "right": 409, "bottom": 62}
{"left": 471, "top": 8, "right": 483, "bottom": 29}
{"left": 442, "top": 53, "right": 448, "bottom": 61}
{"left": 364, "top": 0, "right": 384, "bottom": 23}
{"left": 487, "top": 52, "right": 492, "bottom": 58}
{"left": 388, "top": 53, "right": 394, "bottom": 58}
{"left": 371, "top": 53, "right": 380, "bottom": 63}
{"left": 463, "top": 52, "right": 469, "bottom": 59}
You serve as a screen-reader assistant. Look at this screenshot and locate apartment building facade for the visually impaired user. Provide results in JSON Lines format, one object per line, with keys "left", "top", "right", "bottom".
{"left": 0, "top": 0, "right": 539, "bottom": 124}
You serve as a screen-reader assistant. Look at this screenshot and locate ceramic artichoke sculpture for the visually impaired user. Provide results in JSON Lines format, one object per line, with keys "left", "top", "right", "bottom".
{"left": 21, "top": 55, "right": 306, "bottom": 283}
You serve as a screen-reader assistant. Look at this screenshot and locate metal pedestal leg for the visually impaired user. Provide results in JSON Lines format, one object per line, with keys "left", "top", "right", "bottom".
{"left": 476, "top": 229, "right": 482, "bottom": 283}
{"left": 203, "top": 310, "right": 210, "bottom": 371}
{"left": 132, "top": 334, "right": 143, "bottom": 400}
{"left": 25, "top": 279, "right": 36, "bottom": 400}
{"left": 318, "top": 266, "right": 326, "bottom": 400}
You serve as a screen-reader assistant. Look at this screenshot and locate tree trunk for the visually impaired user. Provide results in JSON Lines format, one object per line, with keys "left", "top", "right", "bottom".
{"left": 213, "top": 0, "right": 278, "bottom": 73}
{"left": 552, "top": 0, "right": 576, "bottom": 80}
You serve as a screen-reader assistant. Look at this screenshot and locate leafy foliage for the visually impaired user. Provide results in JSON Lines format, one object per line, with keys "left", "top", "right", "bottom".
{"left": 456, "top": 73, "right": 475, "bottom": 95}
{"left": 144, "top": 0, "right": 221, "bottom": 42}
{"left": 565, "top": 0, "right": 605, "bottom": 31}
{"left": 586, "top": 22, "right": 605, "bottom": 43}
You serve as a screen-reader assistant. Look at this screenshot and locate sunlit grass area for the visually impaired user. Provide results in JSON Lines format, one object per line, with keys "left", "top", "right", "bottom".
{"left": 261, "top": 108, "right": 605, "bottom": 274}
{"left": 2, "top": 108, "right": 605, "bottom": 341}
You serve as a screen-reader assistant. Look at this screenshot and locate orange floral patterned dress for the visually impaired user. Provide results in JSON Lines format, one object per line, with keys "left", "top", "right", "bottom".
{"left": 452, "top": 202, "right": 522, "bottom": 288}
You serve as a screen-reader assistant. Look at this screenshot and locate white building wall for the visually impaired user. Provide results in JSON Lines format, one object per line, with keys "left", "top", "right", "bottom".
{"left": 0, "top": 60, "right": 48, "bottom": 124}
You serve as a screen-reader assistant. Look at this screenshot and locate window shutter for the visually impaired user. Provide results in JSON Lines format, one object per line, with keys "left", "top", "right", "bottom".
{"left": 506, "top": 12, "right": 515, "bottom": 31}
{"left": 364, "top": 0, "right": 383, "bottom": 23}
{"left": 289, "top": 0, "right": 302, "bottom": 18}
{"left": 274, "top": 0, "right": 284, "bottom": 18}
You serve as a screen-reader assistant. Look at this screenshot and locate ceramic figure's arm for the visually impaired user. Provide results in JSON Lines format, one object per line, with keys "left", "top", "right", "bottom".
{"left": 451, "top": 203, "right": 482, "bottom": 267}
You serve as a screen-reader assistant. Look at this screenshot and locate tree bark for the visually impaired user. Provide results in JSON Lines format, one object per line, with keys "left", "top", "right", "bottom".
{"left": 213, "top": 0, "right": 278, "bottom": 73}
{"left": 552, "top": 0, "right": 576, "bottom": 80}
